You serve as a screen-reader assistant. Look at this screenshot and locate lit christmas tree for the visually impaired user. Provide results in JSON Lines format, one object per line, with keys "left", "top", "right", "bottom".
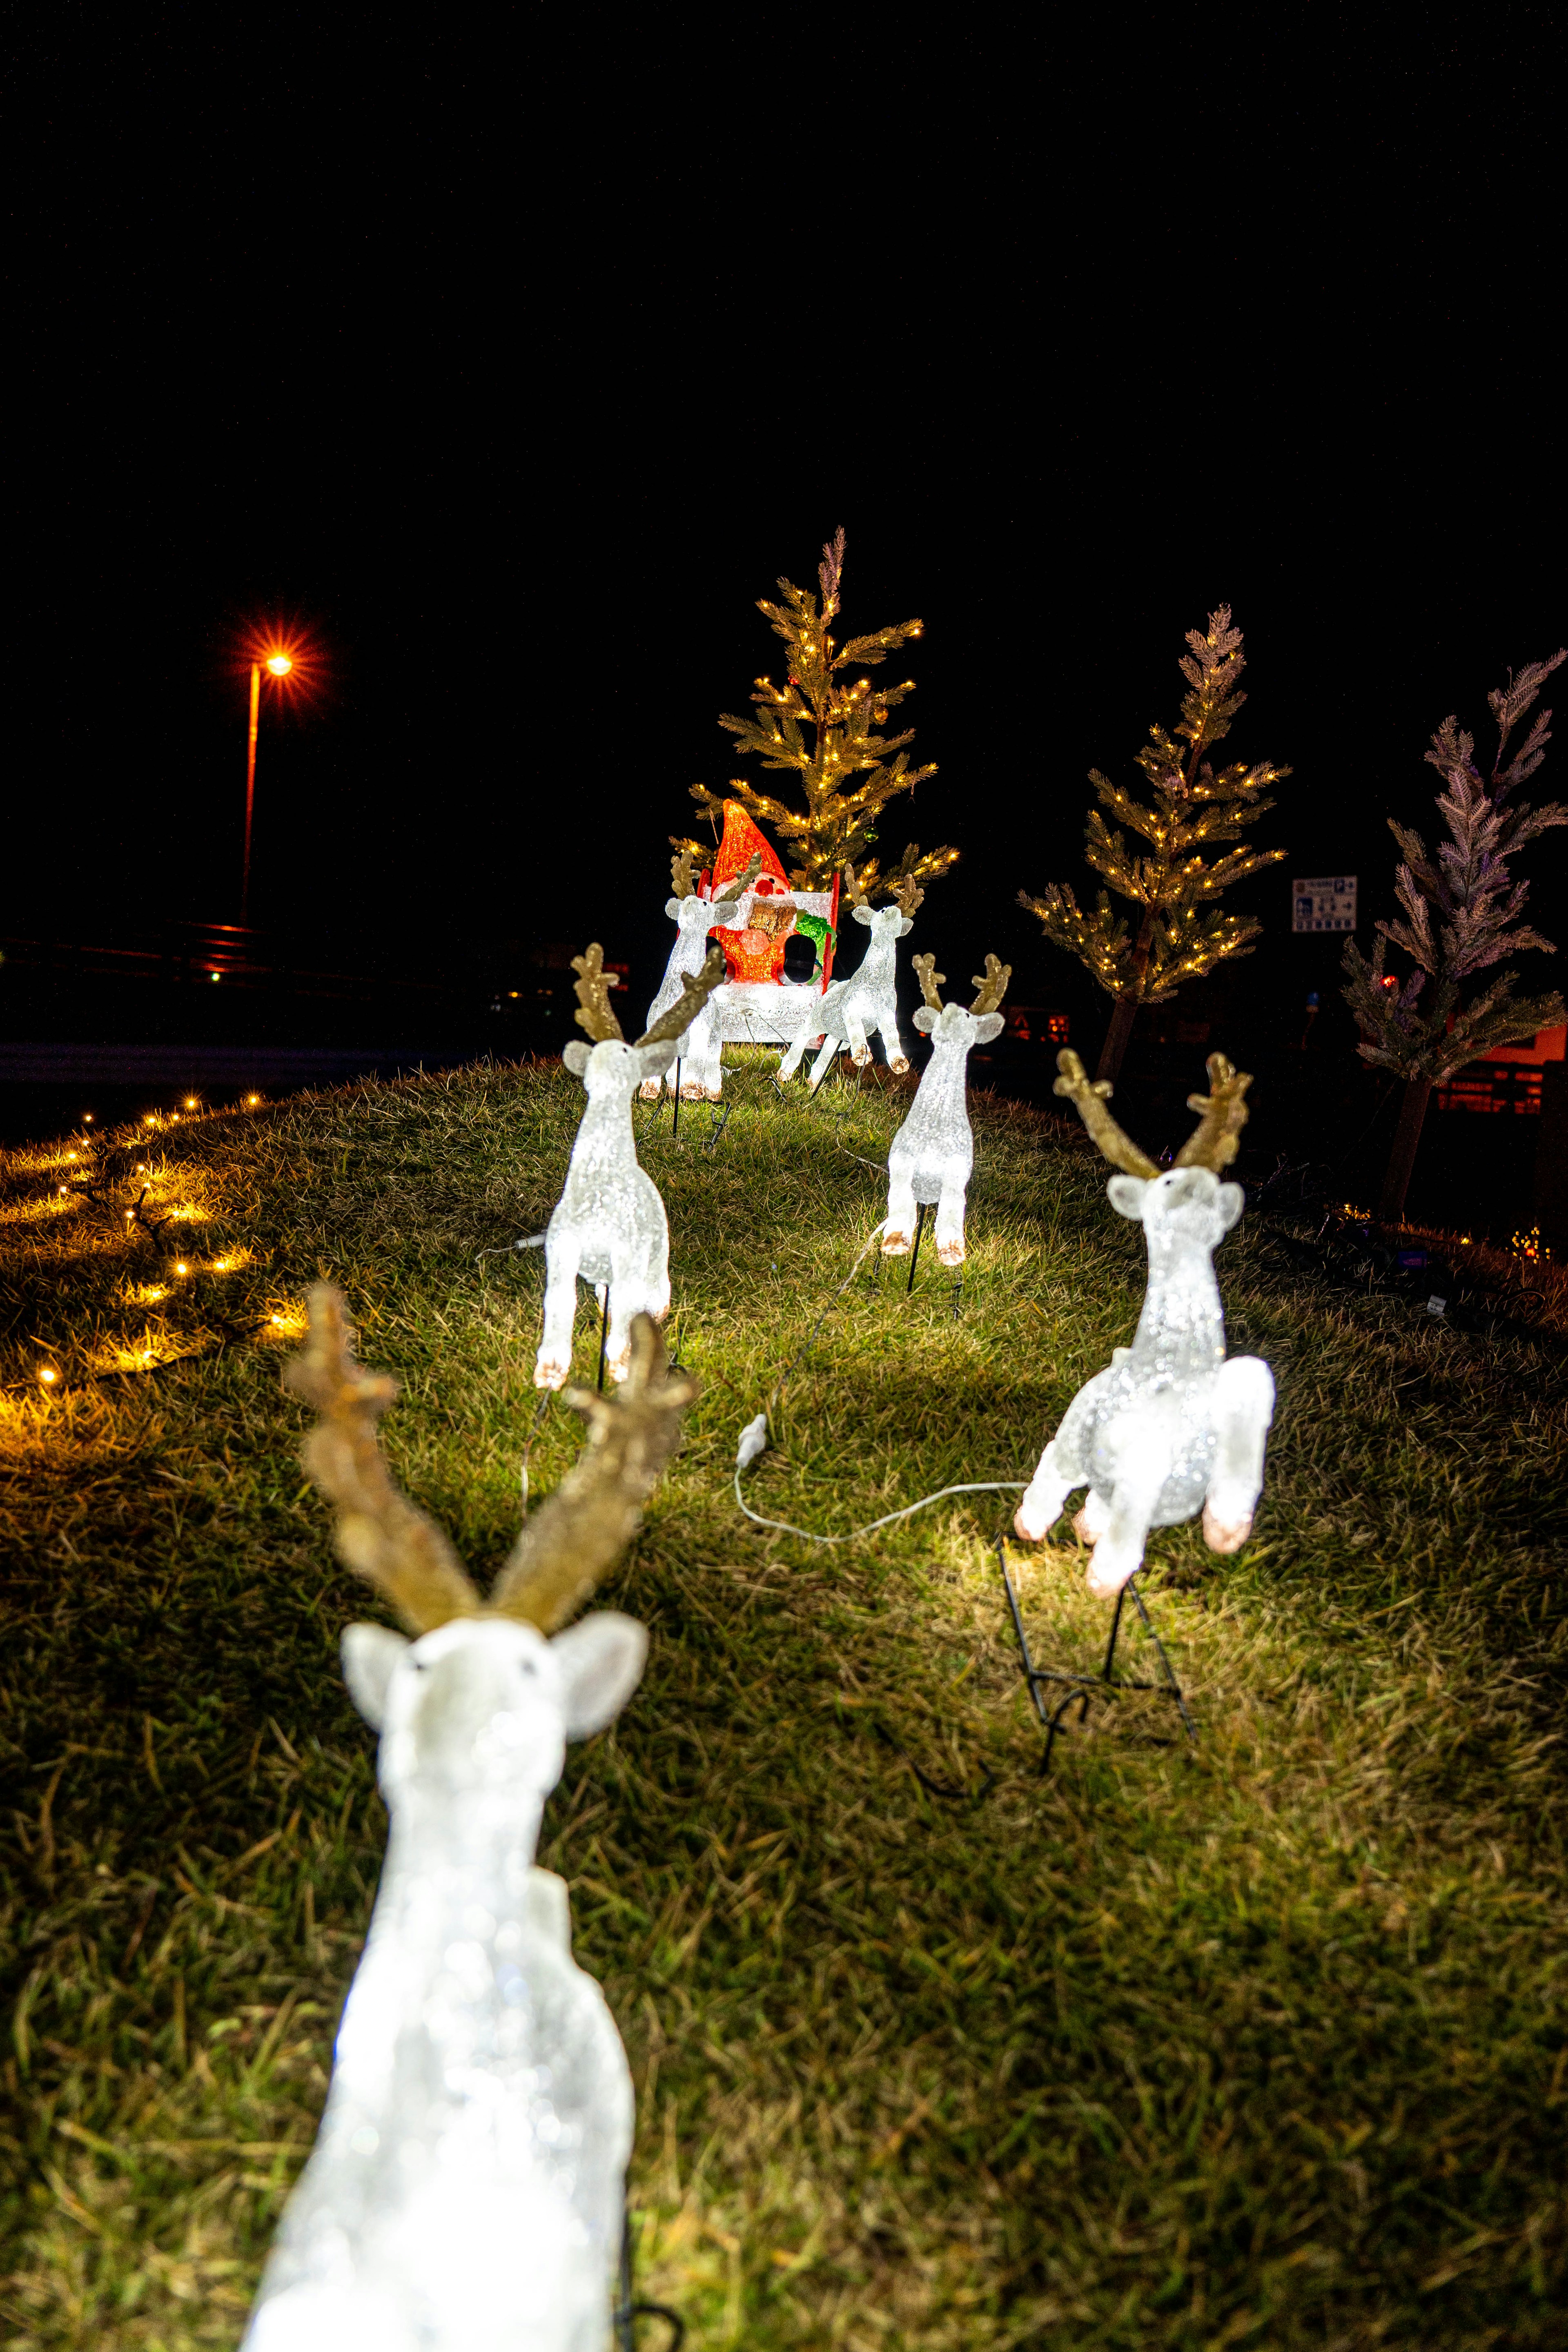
{"left": 677, "top": 528, "right": 957, "bottom": 900}
{"left": 1019, "top": 607, "right": 1289, "bottom": 1082}
{"left": 1343, "top": 649, "right": 1567, "bottom": 1224}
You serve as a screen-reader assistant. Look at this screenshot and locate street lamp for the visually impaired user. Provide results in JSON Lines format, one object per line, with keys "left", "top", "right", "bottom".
{"left": 242, "top": 650, "right": 295, "bottom": 924}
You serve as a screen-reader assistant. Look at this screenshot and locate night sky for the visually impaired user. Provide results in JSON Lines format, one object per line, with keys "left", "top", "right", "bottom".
{"left": 9, "top": 15, "right": 1563, "bottom": 1044}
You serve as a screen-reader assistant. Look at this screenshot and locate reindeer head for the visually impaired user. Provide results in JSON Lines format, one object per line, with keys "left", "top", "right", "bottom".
{"left": 285, "top": 1292, "right": 693, "bottom": 1813}
{"left": 666, "top": 849, "right": 760, "bottom": 933}
{"left": 846, "top": 867, "right": 922, "bottom": 940}
{"left": 563, "top": 942, "right": 726, "bottom": 1093}
{"left": 1053, "top": 1049, "right": 1252, "bottom": 1249}
{"left": 910, "top": 952, "right": 1009, "bottom": 1049}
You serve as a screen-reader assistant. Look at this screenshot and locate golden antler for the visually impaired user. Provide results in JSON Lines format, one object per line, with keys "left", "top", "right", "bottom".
{"left": 712, "top": 850, "right": 762, "bottom": 908}
{"left": 284, "top": 1287, "right": 482, "bottom": 1635}
{"left": 670, "top": 849, "right": 697, "bottom": 900}
{"left": 842, "top": 862, "right": 871, "bottom": 910}
{"left": 1052, "top": 1050, "right": 1159, "bottom": 1180}
{"left": 572, "top": 944, "right": 624, "bottom": 1043}
{"left": 1174, "top": 1054, "right": 1253, "bottom": 1173}
{"left": 635, "top": 942, "right": 726, "bottom": 1049}
{"left": 892, "top": 874, "right": 924, "bottom": 920}
{"left": 911, "top": 952, "right": 946, "bottom": 1011}
{"left": 287, "top": 1291, "right": 696, "bottom": 1641}
{"left": 970, "top": 954, "right": 1011, "bottom": 1015}
{"left": 490, "top": 1316, "right": 697, "bottom": 1633}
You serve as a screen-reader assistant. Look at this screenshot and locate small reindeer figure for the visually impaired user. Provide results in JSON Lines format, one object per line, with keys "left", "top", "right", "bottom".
{"left": 1014, "top": 1051, "right": 1276, "bottom": 1594}
{"left": 536, "top": 942, "right": 724, "bottom": 1390}
{"left": 637, "top": 849, "right": 760, "bottom": 1103}
{"left": 883, "top": 953, "right": 1010, "bottom": 1265}
{"left": 243, "top": 1292, "right": 694, "bottom": 2352}
{"left": 776, "top": 872, "right": 922, "bottom": 1090}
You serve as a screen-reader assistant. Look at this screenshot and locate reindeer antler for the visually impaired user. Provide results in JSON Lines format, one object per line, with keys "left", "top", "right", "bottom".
{"left": 635, "top": 942, "right": 726, "bottom": 1049}
{"left": 572, "top": 944, "right": 624, "bottom": 1042}
{"left": 670, "top": 849, "right": 697, "bottom": 900}
{"left": 970, "top": 954, "right": 1010, "bottom": 1015}
{"left": 490, "top": 1316, "right": 696, "bottom": 1633}
{"left": 284, "top": 1287, "right": 482, "bottom": 1635}
{"left": 1052, "top": 1049, "right": 1160, "bottom": 1180}
{"left": 1173, "top": 1053, "right": 1253, "bottom": 1173}
{"left": 711, "top": 850, "right": 762, "bottom": 910}
{"left": 911, "top": 952, "right": 946, "bottom": 1011}
{"left": 842, "top": 862, "right": 871, "bottom": 910}
{"left": 892, "top": 875, "right": 924, "bottom": 920}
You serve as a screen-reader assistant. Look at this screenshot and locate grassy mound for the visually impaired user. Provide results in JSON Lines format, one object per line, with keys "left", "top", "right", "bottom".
{"left": 1, "top": 1055, "right": 1565, "bottom": 2349}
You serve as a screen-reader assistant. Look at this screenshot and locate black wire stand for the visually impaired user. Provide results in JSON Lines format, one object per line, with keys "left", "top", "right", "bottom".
{"left": 614, "top": 2210, "right": 684, "bottom": 2350}
{"left": 996, "top": 1533, "right": 1196, "bottom": 1770}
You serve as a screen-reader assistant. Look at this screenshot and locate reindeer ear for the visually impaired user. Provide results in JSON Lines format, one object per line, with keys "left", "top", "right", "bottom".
{"left": 913, "top": 1006, "right": 938, "bottom": 1034}
{"left": 664, "top": 897, "right": 683, "bottom": 920}
{"left": 341, "top": 1622, "right": 408, "bottom": 1730}
{"left": 898, "top": 917, "right": 913, "bottom": 937}
{"left": 1106, "top": 1174, "right": 1149, "bottom": 1219}
{"left": 551, "top": 1612, "right": 648, "bottom": 1740}
{"left": 973, "top": 1012, "right": 1005, "bottom": 1045}
{"left": 853, "top": 903, "right": 874, "bottom": 926}
{"left": 1217, "top": 1181, "right": 1244, "bottom": 1230}
{"left": 563, "top": 1040, "right": 591, "bottom": 1078}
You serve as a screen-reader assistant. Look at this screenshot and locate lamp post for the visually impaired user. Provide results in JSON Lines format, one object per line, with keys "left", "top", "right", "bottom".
{"left": 242, "top": 652, "right": 293, "bottom": 924}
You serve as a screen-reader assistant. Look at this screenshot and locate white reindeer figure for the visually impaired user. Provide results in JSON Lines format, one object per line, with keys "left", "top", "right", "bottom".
{"left": 777, "top": 872, "right": 921, "bottom": 1090}
{"left": 536, "top": 942, "right": 724, "bottom": 1390}
{"left": 637, "top": 849, "right": 760, "bottom": 1103}
{"left": 882, "top": 952, "right": 1010, "bottom": 1265}
{"left": 243, "top": 1292, "right": 694, "bottom": 2352}
{"left": 1014, "top": 1051, "right": 1276, "bottom": 1594}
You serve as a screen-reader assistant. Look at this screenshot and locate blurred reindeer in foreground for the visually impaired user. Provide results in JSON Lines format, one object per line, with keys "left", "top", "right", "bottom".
{"left": 242, "top": 1289, "right": 693, "bottom": 2352}
{"left": 1014, "top": 1051, "right": 1275, "bottom": 1593}
{"left": 883, "top": 952, "right": 1010, "bottom": 1265}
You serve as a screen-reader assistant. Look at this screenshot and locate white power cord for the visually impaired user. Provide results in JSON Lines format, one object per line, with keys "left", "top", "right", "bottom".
{"left": 733, "top": 1415, "right": 1025, "bottom": 1544}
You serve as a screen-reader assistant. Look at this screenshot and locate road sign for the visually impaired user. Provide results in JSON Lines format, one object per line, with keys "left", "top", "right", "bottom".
{"left": 1292, "top": 876, "right": 1357, "bottom": 933}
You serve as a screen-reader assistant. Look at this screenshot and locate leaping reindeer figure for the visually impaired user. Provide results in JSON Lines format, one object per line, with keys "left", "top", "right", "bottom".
{"left": 1014, "top": 1051, "right": 1276, "bottom": 1594}
{"left": 536, "top": 942, "right": 724, "bottom": 1390}
{"left": 243, "top": 1292, "right": 694, "bottom": 2352}
{"left": 777, "top": 872, "right": 922, "bottom": 1090}
{"left": 637, "top": 849, "right": 760, "bottom": 1103}
{"left": 883, "top": 953, "right": 1010, "bottom": 1265}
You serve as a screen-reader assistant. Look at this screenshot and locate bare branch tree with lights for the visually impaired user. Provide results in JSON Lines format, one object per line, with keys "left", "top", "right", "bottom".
{"left": 678, "top": 528, "right": 958, "bottom": 902}
{"left": 1342, "top": 648, "right": 1568, "bottom": 1226}
{"left": 1019, "top": 607, "right": 1290, "bottom": 1083}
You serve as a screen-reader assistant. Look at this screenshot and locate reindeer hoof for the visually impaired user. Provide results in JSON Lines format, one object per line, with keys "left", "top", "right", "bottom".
{"left": 534, "top": 1356, "right": 571, "bottom": 1391}
{"left": 851, "top": 1048, "right": 872, "bottom": 1068}
{"left": 637, "top": 1082, "right": 662, "bottom": 1101}
{"left": 1086, "top": 1548, "right": 1139, "bottom": 1598}
{"left": 679, "top": 1082, "right": 705, "bottom": 1102}
{"left": 887, "top": 1056, "right": 911, "bottom": 1075}
{"left": 1013, "top": 1501, "right": 1051, "bottom": 1543}
{"left": 935, "top": 1238, "right": 965, "bottom": 1267}
{"left": 1202, "top": 1502, "right": 1253, "bottom": 1555}
{"left": 882, "top": 1229, "right": 913, "bottom": 1256}
{"left": 1072, "top": 1492, "right": 1112, "bottom": 1546}
{"left": 604, "top": 1349, "right": 633, "bottom": 1384}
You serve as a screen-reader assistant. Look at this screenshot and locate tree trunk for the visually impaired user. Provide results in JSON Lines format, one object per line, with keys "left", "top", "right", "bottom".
{"left": 1377, "top": 1074, "right": 1432, "bottom": 1227}
{"left": 1096, "top": 993, "right": 1140, "bottom": 1083}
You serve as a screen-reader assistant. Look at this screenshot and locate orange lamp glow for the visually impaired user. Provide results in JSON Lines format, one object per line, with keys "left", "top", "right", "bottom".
{"left": 265, "top": 653, "right": 293, "bottom": 677}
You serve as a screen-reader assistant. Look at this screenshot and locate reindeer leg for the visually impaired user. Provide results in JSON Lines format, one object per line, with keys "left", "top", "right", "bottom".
{"left": 603, "top": 1283, "right": 635, "bottom": 1385}
{"left": 1085, "top": 1409, "right": 1173, "bottom": 1596}
{"left": 807, "top": 1034, "right": 842, "bottom": 1091}
{"left": 778, "top": 1030, "right": 811, "bottom": 1081}
{"left": 1014, "top": 1375, "right": 1105, "bottom": 1541}
{"left": 880, "top": 1007, "right": 911, "bottom": 1076}
{"left": 1203, "top": 1356, "right": 1276, "bottom": 1552}
{"left": 933, "top": 1165, "right": 966, "bottom": 1265}
{"left": 883, "top": 1152, "right": 918, "bottom": 1254}
{"left": 534, "top": 1231, "right": 580, "bottom": 1390}
{"left": 842, "top": 1004, "right": 871, "bottom": 1069}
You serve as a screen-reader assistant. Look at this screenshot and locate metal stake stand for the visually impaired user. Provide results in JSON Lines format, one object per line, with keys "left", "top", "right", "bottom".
{"left": 614, "top": 2211, "right": 684, "bottom": 2350}
{"left": 996, "top": 1534, "right": 1195, "bottom": 1771}
{"left": 905, "top": 1200, "right": 930, "bottom": 1294}
{"left": 671, "top": 1060, "right": 682, "bottom": 1143}
{"left": 596, "top": 1285, "right": 610, "bottom": 1391}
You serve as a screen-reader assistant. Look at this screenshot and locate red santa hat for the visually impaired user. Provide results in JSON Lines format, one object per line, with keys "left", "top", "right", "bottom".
{"left": 710, "top": 800, "right": 788, "bottom": 895}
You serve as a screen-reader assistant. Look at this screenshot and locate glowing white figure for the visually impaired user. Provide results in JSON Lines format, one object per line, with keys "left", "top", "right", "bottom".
{"left": 243, "top": 1293, "right": 694, "bottom": 2352}
{"left": 883, "top": 953, "right": 1009, "bottom": 1265}
{"left": 1014, "top": 1052, "right": 1276, "bottom": 1594}
{"left": 777, "top": 873, "right": 922, "bottom": 1090}
{"left": 536, "top": 942, "right": 724, "bottom": 1390}
{"left": 637, "top": 850, "right": 760, "bottom": 1103}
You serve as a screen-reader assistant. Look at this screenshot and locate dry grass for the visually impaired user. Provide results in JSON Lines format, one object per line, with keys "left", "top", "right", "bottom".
{"left": 1, "top": 1055, "right": 1566, "bottom": 2348}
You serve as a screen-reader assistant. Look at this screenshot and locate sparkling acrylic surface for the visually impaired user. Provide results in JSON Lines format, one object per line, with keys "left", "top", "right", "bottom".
{"left": 883, "top": 1001, "right": 1004, "bottom": 1263}
{"left": 777, "top": 901, "right": 914, "bottom": 1089}
{"left": 537, "top": 1037, "right": 682, "bottom": 1389}
{"left": 241, "top": 1617, "right": 637, "bottom": 2352}
{"left": 1015, "top": 1169, "right": 1275, "bottom": 1592}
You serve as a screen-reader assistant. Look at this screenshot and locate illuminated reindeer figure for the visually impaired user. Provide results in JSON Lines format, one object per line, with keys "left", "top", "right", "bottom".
{"left": 883, "top": 953, "right": 1010, "bottom": 1265}
{"left": 637, "top": 849, "right": 760, "bottom": 1103}
{"left": 1014, "top": 1051, "right": 1276, "bottom": 1594}
{"left": 777, "top": 871, "right": 921, "bottom": 1090}
{"left": 536, "top": 941, "right": 724, "bottom": 1390}
{"left": 243, "top": 1291, "right": 694, "bottom": 2352}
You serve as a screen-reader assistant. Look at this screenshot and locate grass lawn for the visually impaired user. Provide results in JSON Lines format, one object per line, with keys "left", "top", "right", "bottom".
{"left": 2, "top": 1051, "right": 1566, "bottom": 2349}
